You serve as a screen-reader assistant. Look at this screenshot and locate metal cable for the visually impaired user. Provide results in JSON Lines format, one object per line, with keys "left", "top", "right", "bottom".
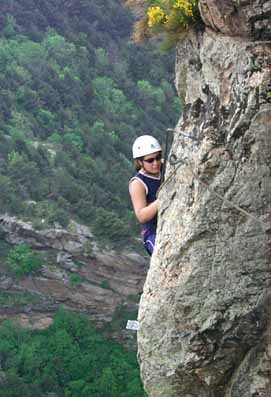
{"left": 158, "top": 154, "right": 267, "bottom": 231}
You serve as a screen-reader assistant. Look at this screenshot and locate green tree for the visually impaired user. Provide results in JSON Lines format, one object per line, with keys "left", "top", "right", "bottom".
{"left": 0, "top": 0, "right": 179, "bottom": 249}
{"left": 0, "top": 309, "right": 146, "bottom": 396}
{"left": 0, "top": 174, "right": 22, "bottom": 212}
{"left": 92, "top": 208, "right": 132, "bottom": 243}
{"left": 2, "top": 15, "right": 17, "bottom": 38}
{"left": 94, "top": 47, "right": 110, "bottom": 74}
{"left": 97, "top": 367, "right": 119, "bottom": 397}
{"left": 92, "top": 76, "right": 133, "bottom": 119}
{"left": 6, "top": 243, "right": 43, "bottom": 277}
{"left": 137, "top": 79, "right": 166, "bottom": 110}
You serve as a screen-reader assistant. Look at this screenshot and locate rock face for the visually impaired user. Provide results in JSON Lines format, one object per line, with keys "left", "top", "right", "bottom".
{"left": 0, "top": 215, "right": 148, "bottom": 333}
{"left": 138, "top": 1, "right": 271, "bottom": 396}
{"left": 199, "top": 0, "right": 271, "bottom": 38}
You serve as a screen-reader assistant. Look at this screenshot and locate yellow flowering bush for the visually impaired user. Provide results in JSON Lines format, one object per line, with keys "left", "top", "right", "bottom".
{"left": 147, "top": 6, "right": 166, "bottom": 27}
{"left": 125, "top": 0, "right": 200, "bottom": 44}
{"left": 147, "top": 0, "right": 198, "bottom": 30}
{"left": 173, "top": 0, "right": 193, "bottom": 14}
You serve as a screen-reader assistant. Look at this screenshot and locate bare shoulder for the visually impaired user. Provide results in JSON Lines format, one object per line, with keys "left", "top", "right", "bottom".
{"left": 130, "top": 177, "right": 146, "bottom": 193}
{"left": 129, "top": 178, "right": 147, "bottom": 211}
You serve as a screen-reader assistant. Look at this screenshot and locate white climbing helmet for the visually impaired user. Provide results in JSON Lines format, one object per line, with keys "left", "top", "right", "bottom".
{"left": 132, "top": 135, "right": 162, "bottom": 159}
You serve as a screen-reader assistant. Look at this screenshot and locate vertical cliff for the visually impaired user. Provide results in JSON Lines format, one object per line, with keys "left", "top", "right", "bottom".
{"left": 138, "top": 1, "right": 271, "bottom": 396}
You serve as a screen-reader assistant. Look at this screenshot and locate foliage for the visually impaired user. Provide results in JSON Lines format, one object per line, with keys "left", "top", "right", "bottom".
{"left": 126, "top": 0, "right": 201, "bottom": 45}
{"left": 0, "top": 290, "right": 42, "bottom": 306}
{"left": 84, "top": 241, "right": 94, "bottom": 257}
{"left": 92, "top": 208, "right": 134, "bottom": 244}
{"left": 147, "top": 0, "right": 197, "bottom": 29}
{"left": 0, "top": 238, "right": 11, "bottom": 257}
{"left": 100, "top": 279, "right": 111, "bottom": 290}
{"left": 0, "top": 309, "right": 147, "bottom": 397}
{"left": 0, "top": 0, "right": 180, "bottom": 248}
{"left": 69, "top": 273, "right": 82, "bottom": 287}
{"left": 105, "top": 303, "right": 139, "bottom": 333}
{"left": 6, "top": 243, "right": 43, "bottom": 278}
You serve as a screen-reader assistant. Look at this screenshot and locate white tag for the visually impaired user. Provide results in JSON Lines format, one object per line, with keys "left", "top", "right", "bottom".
{"left": 126, "top": 320, "right": 139, "bottom": 331}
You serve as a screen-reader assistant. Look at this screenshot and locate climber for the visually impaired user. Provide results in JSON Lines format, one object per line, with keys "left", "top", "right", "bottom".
{"left": 129, "top": 135, "right": 162, "bottom": 256}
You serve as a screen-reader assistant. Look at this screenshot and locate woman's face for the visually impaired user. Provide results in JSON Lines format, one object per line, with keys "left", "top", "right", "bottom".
{"left": 141, "top": 151, "right": 162, "bottom": 175}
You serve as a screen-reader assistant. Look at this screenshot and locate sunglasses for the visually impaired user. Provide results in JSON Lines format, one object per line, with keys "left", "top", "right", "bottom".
{"left": 142, "top": 153, "right": 162, "bottom": 164}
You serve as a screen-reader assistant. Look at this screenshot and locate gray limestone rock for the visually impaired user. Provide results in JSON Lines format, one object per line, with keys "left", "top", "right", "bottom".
{"left": 138, "top": 1, "right": 271, "bottom": 396}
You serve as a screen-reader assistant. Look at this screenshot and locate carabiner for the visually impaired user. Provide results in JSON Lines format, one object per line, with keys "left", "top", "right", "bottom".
{"left": 169, "top": 153, "right": 184, "bottom": 166}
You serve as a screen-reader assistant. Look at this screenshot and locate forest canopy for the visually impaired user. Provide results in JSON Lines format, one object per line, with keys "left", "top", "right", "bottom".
{"left": 0, "top": 309, "right": 146, "bottom": 397}
{"left": 0, "top": 0, "right": 180, "bottom": 247}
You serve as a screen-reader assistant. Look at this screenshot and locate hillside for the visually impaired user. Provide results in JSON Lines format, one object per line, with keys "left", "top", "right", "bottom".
{"left": 0, "top": 1, "right": 182, "bottom": 396}
{"left": 0, "top": 0, "right": 180, "bottom": 247}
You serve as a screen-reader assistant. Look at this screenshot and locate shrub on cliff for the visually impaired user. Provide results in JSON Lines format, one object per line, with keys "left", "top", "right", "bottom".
{"left": 126, "top": 0, "right": 201, "bottom": 46}
{"left": 6, "top": 243, "right": 43, "bottom": 278}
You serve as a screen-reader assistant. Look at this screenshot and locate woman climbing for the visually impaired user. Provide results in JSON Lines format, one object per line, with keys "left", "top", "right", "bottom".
{"left": 129, "top": 135, "right": 162, "bottom": 256}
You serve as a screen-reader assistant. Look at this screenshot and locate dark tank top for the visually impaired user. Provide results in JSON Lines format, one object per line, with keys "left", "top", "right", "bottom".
{"left": 130, "top": 171, "right": 161, "bottom": 238}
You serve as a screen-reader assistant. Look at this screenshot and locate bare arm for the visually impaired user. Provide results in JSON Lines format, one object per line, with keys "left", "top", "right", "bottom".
{"left": 129, "top": 179, "right": 158, "bottom": 224}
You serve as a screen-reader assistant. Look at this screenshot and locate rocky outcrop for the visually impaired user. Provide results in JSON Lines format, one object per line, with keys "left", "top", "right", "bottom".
{"left": 138, "top": 1, "right": 271, "bottom": 396}
{"left": 0, "top": 215, "right": 148, "bottom": 334}
{"left": 199, "top": 0, "right": 271, "bottom": 38}
{"left": 0, "top": 215, "right": 94, "bottom": 253}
